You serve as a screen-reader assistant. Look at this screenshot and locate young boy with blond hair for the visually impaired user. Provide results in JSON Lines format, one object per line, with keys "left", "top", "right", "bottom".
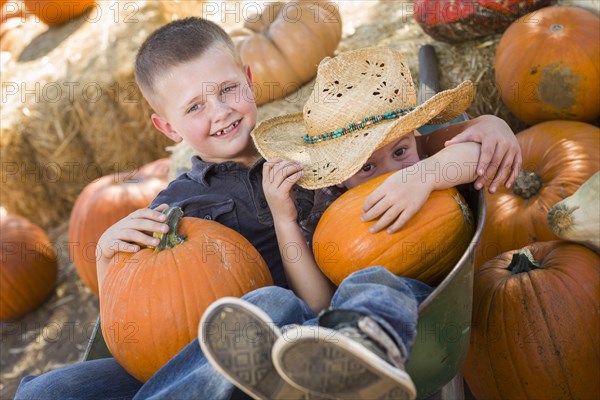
{"left": 15, "top": 17, "right": 520, "bottom": 400}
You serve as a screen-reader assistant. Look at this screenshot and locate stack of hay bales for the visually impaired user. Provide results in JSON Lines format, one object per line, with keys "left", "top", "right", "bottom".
{"left": 1, "top": 1, "right": 182, "bottom": 228}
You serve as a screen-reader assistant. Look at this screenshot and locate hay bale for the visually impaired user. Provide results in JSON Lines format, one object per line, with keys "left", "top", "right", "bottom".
{"left": 0, "top": 1, "right": 175, "bottom": 228}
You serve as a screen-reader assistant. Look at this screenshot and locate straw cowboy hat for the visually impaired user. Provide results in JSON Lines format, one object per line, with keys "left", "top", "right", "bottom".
{"left": 251, "top": 47, "right": 474, "bottom": 189}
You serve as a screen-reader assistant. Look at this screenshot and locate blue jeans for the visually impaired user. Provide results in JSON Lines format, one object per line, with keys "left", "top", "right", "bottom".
{"left": 14, "top": 267, "right": 432, "bottom": 400}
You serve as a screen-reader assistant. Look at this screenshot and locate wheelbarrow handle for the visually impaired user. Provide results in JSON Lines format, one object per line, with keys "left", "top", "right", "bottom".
{"left": 416, "top": 45, "right": 469, "bottom": 138}
{"left": 418, "top": 44, "right": 441, "bottom": 104}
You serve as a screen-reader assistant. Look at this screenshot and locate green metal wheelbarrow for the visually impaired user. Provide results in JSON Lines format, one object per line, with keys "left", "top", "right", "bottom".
{"left": 401, "top": 44, "right": 483, "bottom": 399}
{"left": 83, "top": 45, "right": 484, "bottom": 400}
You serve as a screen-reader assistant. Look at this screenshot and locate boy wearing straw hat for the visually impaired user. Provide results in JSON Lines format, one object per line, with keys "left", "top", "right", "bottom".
{"left": 198, "top": 47, "right": 495, "bottom": 400}
{"left": 15, "top": 18, "right": 520, "bottom": 400}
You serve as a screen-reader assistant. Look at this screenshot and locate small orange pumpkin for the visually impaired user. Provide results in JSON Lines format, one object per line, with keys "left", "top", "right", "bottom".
{"left": 1, "top": 0, "right": 26, "bottom": 22}
{"left": 474, "top": 120, "right": 599, "bottom": 269}
{"left": 100, "top": 207, "right": 274, "bottom": 382}
{"left": 0, "top": 213, "right": 58, "bottom": 321}
{"left": 313, "top": 172, "right": 474, "bottom": 286}
{"left": 68, "top": 159, "right": 170, "bottom": 296}
{"left": 465, "top": 241, "right": 600, "bottom": 399}
{"left": 230, "top": 0, "right": 342, "bottom": 105}
{"left": 495, "top": 6, "right": 600, "bottom": 124}
{"left": 23, "top": 0, "right": 95, "bottom": 26}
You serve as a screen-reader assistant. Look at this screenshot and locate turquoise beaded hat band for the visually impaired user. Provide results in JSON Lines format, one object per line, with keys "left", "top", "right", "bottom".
{"left": 303, "top": 106, "right": 416, "bottom": 145}
{"left": 251, "top": 47, "right": 474, "bottom": 190}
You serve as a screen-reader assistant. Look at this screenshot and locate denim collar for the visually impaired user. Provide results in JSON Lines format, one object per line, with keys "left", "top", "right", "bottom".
{"left": 187, "top": 155, "right": 265, "bottom": 185}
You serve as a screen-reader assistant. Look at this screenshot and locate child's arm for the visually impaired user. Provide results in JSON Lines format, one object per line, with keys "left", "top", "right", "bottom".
{"left": 262, "top": 158, "right": 336, "bottom": 313}
{"left": 96, "top": 204, "right": 169, "bottom": 292}
{"left": 362, "top": 142, "right": 480, "bottom": 234}
{"left": 419, "top": 115, "right": 522, "bottom": 192}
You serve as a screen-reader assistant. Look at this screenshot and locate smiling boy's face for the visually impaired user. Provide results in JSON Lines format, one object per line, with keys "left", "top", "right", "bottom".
{"left": 341, "top": 132, "right": 421, "bottom": 189}
{"left": 150, "top": 45, "right": 259, "bottom": 166}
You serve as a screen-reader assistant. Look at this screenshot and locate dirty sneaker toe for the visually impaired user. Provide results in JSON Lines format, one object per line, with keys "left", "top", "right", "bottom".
{"left": 272, "top": 324, "right": 416, "bottom": 400}
{"left": 199, "top": 297, "right": 330, "bottom": 400}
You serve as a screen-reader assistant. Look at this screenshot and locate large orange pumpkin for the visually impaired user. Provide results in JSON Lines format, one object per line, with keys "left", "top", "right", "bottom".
{"left": 0, "top": 213, "right": 58, "bottom": 321}
{"left": 465, "top": 241, "right": 600, "bottom": 399}
{"left": 230, "top": 0, "right": 342, "bottom": 105}
{"left": 23, "top": 0, "right": 95, "bottom": 26}
{"left": 68, "top": 158, "right": 170, "bottom": 296}
{"left": 474, "top": 120, "right": 599, "bottom": 269}
{"left": 100, "top": 207, "right": 274, "bottom": 382}
{"left": 495, "top": 6, "right": 600, "bottom": 125}
{"left": 313, "top": 172, "right": 474, "bottom": 286}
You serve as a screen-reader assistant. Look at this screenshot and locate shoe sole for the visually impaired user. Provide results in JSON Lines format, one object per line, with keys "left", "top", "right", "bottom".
{"left": 198, "top": 297, "right": 311, "bottom": 400}
{"left": 273, "top": 326, "right": 417, "bottom": 400}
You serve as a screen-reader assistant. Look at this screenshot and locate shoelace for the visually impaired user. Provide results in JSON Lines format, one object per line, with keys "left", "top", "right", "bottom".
{"left": 335, "top": 317, "right": 405, "bottom": 370}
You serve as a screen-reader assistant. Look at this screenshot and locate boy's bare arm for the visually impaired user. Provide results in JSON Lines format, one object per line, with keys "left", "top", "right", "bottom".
{"left": 419, "top": 115, "right": 521, "bottom": 192}
{"left": 263, "top": 159, "right": 336, "bottom": 313}
{"left": 96, "top": 204, "right": 169, "bottom": 293}
{"left": 361, "top": 142, "right": 481, "bottom": 234}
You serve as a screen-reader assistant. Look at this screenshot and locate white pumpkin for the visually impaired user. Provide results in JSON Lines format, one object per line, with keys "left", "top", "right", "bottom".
{"left": 548, "top": 171, "right": 600, "bottom": 250}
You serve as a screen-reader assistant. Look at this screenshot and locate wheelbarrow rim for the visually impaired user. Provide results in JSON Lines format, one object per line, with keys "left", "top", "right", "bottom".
{"left": 418, "top": 188, "right": 486, "bottom": 312}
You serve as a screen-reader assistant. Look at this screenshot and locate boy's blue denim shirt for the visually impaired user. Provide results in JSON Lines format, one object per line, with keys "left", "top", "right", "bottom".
{"left": 150, "top": 156, "right": 325, "bottom": 288}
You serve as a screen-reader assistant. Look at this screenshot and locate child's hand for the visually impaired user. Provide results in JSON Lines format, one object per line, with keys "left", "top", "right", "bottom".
{"left": 96, "top": 204, "right": 169, "bottom": 263}
{"left": 262, "top": 158, "right": 304, "bottom": 225}
{"left": 444, "top": 115, "right": 522, "bottom": 193}
{"left": 361, "top": 170, "right": 434, "bottom": 234}
{"left": 96, "top": 203, "right": 169, "bottom": 292}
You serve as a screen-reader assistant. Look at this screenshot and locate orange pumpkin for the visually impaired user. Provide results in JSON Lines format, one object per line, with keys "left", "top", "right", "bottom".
{"left": 465, "top": 241, "right": 600, "bottom": 399}
{"left": 495, "top": 6, "right": 600, "bottom": 125}
{"left": 230, "top": 0, "right": 342, "bottom": 105}
{"left": 68, "top": 158, "right": 170, "bottom": 296}
{"left": 0, "top": 213, "right": 58, "bottom": 321}
{"left": 474, "top": 120, "right": 599, "bottom": 269}
{"left": 313, "top": 172, "right": 474, "bottom": 286}
{"left": 100, "top": 207, "right": 274, "bottom": 382}
{"left": 1, "top": 0, "right": 25, "bottom": 22}
{"left": 23, "top": 0, "right": 95, "bottom": 26}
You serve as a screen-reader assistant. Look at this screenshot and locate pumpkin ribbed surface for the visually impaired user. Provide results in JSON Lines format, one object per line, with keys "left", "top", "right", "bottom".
{"left": 313, "top": 172, "right": 474, "bottom": 286}
{"left": 23, "top": 0, "right": 95, "bottom": 26}
{"left": 231, "top": 0, "right": 342, "bottom": 105}
{"left": 0, "top": 214, "right": 58, "bottom": 321}
{"left": 474, "top": 120, "right": 599, "bottom": 269}
{"left": 495, "top": 6, "right": 600, "bottom": 124}
{"left": 465, "top": 241, "right": 600, "bottom": 399}
{"left": 100, "top": 214, "right": 273, "bottom": 382}
{"left": 68, "top": 159, "right": 169, "bottom": 296}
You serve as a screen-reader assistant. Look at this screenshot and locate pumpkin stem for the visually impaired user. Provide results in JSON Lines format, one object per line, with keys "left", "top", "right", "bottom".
{"left": 550, "top": 24, "right": 564, "bottom": 33}
{"left": 547, "top": 203, "right": 578, "bottom": 235}
{"left": 508, "top": 248, "right": 540, "bottom": 274}
{"left": 154, "top": 207, "right": 187, "bottom": 251}
{"left": 512, "top": 170, "right": 542, "bottom": 199}
{"left": 453, "top": 192, "right": 473, "bottom": 226}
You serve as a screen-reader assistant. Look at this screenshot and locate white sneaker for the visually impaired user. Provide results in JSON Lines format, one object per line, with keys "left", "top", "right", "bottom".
{"left": 272, "top": 324, "right": 417, "bottom": 400}
{"left": 198, "top": 297, "right": 331, "bottom": 400}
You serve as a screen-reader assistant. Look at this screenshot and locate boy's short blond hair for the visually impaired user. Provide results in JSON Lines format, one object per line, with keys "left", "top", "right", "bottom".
{"left": 135, "top": 17, "right": 240, "bottom": 107}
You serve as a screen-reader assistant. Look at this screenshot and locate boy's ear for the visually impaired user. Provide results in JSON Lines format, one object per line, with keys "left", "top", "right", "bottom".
{"left": 243, "top": 64, "right": 253, "bottom": 87}
{"left": 151, "top": 113, "right": 182, "bottom": 143}
{"left": 335, "top": 183, "right": 346, "bottom": 189}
